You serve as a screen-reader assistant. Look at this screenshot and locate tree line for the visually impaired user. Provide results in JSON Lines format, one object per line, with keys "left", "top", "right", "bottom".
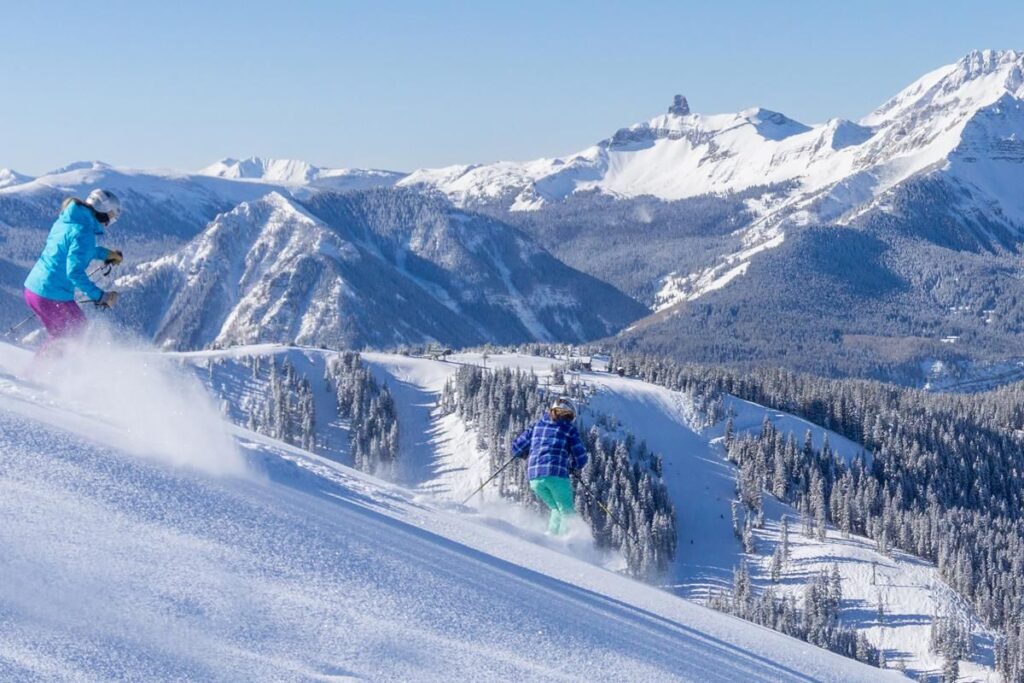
{"left": 325, "top": 352, "right": 399, "bottom": 477}
{"left": 222, "top": 353, "right": 399, "bottom": 477}
{"left": 608, "top": 353, "right": 1024, "bottom": 682}
{"left": 708, "top": 562, "right": 881, "bottom": 668}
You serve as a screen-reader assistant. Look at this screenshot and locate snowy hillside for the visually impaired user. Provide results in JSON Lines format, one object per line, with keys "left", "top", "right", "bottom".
{"left": 179, "top": 345, "right": 1000, "bottom": 680}
{"left": 111, "top": 190, "right": 646, "bottom": 350}
{"left": 0, "top": 339, "right": 906, "bottom": 682}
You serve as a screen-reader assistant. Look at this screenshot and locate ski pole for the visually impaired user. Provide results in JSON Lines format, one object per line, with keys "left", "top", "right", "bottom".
{"left": 571, "top": 470, "right": 634, "bottom": 538}
{"left": 463, "top": 454, "right": 519, "bottom": 505}
{"left": 4, "top": 313, "right": 37, "bottom": 339}
{"left": 5, "top": 264, "right": 115, "bottom": 338}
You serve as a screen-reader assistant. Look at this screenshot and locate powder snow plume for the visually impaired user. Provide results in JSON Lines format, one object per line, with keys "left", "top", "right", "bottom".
{"left": 31, "top": 324, "right": 246, "bottom": 477}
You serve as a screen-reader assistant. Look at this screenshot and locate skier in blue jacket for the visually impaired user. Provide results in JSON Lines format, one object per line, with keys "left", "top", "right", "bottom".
{"left": 23, "top": 189, "right": 123, "bottom": 352}
{"left": 511, "top": 397, "right": 589, "bottom": 534}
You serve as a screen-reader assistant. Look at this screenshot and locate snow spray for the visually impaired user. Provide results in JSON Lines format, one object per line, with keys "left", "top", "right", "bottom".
{"left": 34, "top": 323, "right": 247, "bottom": 477}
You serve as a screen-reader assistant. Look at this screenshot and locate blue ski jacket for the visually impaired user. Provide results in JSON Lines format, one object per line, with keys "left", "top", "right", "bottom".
{"left": 511, "top": 414, "right": 588, "bottom": 480}
{"left": 24, "top": 200, "right": 111, "bottom": 302}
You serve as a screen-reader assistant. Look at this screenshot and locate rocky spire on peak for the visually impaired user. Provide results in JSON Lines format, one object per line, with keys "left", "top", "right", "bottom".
{"left": 668, "top": 95, "right": 691, "bottom": 116}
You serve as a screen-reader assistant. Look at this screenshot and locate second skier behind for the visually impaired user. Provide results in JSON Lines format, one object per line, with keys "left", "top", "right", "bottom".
{"left": 511, "top": 397, "right": 589, "bottom": 535}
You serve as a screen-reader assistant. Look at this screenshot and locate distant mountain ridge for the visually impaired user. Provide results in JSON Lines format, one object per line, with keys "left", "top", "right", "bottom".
{"left": 112, "top": 190, "right": 646, "bottom": 350}
{"left": 401, "top": 50, "right": 1024, "bottom": 217}
{"left": 199, "top": 156, "right": 406, "bottom": 191}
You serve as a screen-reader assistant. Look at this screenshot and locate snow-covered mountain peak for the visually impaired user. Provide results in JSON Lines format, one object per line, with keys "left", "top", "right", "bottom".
{"left": 398, "top": 49, "right": 1024, "bottom": 230}
{"left": 819, "top": 118, "right": 874, "bottom": 151}
{"left": 956, "top": 48, "right": 1023, "bottom": 82}
{"left": 198, "top": 191, "right": 328, "bottom": 250}
{"left": 863, "top": 49, "right": 1023, "bottom": 128}
{"left": 251, "top": 189, "right": 318, "bottom": 220}
{"left": 119, "top": 190, "right": 363, "bottom": 350}
{"left": 200, "top": 156, "right": 320, "bottom": 184}
{"left": 614, "top": 103, "right": 809, "bottom": 141}
{"left": 736, "top": 107, "right": 812, "bottom": 140}
{"left": 0, "top": 168, "right": 31, "bottom": 189}
{"left": 45, "top": 160, "right": 112, "bottom": 175}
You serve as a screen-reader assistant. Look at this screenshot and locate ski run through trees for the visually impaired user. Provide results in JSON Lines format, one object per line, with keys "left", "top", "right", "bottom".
{"left": 609, "top": 352, "right": 1024, "bottom": 682}
{"left": 225, "top": 352, "right": 400, "bottom": 477}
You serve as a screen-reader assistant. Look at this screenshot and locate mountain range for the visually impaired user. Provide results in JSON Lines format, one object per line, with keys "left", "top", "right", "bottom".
{"left": 112, "top": 190, "right": 643, "bottom": 350}
{"left": 3, "top": 49, "right": 1024, "bottom": 383}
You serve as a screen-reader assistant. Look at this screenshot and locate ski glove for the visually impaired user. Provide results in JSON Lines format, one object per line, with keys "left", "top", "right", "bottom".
{"left": 104, "top": 249, "right": 123, "bottom": 266}
{"left": 97, "top": 291, "right": 120, "bottom": 309}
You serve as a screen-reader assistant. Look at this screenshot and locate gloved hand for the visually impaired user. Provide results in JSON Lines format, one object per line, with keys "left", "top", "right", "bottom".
{"left": 97, "top": 291, "right": 120, "bottom": 309}
{"left": 104, "top": 249, "right": 123, "bottom": 266}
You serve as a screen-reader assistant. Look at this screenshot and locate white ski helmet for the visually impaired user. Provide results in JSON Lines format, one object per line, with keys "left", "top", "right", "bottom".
{"left": 549, "top": 397, "right": 578, "bottom": 421}
{"left": 85, "top": 188, "right": 122, "bottom": 225}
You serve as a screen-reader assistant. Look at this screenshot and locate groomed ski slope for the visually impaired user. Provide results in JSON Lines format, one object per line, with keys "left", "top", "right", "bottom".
{"left": 0, "top": 341, "right": 898, "bottom": 682}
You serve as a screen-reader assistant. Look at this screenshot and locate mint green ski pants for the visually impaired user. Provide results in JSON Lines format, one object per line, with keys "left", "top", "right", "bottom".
{"left": 529, "top": 476, "right": 576, "bottom": 535}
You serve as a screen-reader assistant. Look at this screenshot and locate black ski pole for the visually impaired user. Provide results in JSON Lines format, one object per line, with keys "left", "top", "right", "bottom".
{"left": 463, "top": 454, "right": 519, "bottom": 505}
{"left": 4, "top": 313, "right": 36, "bottom": 339}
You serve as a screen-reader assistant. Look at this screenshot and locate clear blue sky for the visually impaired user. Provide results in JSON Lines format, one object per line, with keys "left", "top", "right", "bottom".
{"left": 2, "top": 0, "right": 1022, "bottom": 175}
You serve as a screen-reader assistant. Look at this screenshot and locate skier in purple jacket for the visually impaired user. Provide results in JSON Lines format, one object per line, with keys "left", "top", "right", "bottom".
{"left": 511, "top": 398, "right": 589, "bottom": 534}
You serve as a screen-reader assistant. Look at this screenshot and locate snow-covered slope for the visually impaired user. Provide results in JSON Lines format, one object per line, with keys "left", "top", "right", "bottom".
{"left": 113, "top": 190, "right": 646, "bottom": 350}
{"left": 0, "top": 340, "right": 903, "bottom": 682}
{"left": 322, "top": 350, "right": 996, "bottom": 681}
{"left": 169, "top": 344, "right": 1000, "bottom": 680}
{"left": 200, "top": 156, "right": 405, "bottom": 191}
